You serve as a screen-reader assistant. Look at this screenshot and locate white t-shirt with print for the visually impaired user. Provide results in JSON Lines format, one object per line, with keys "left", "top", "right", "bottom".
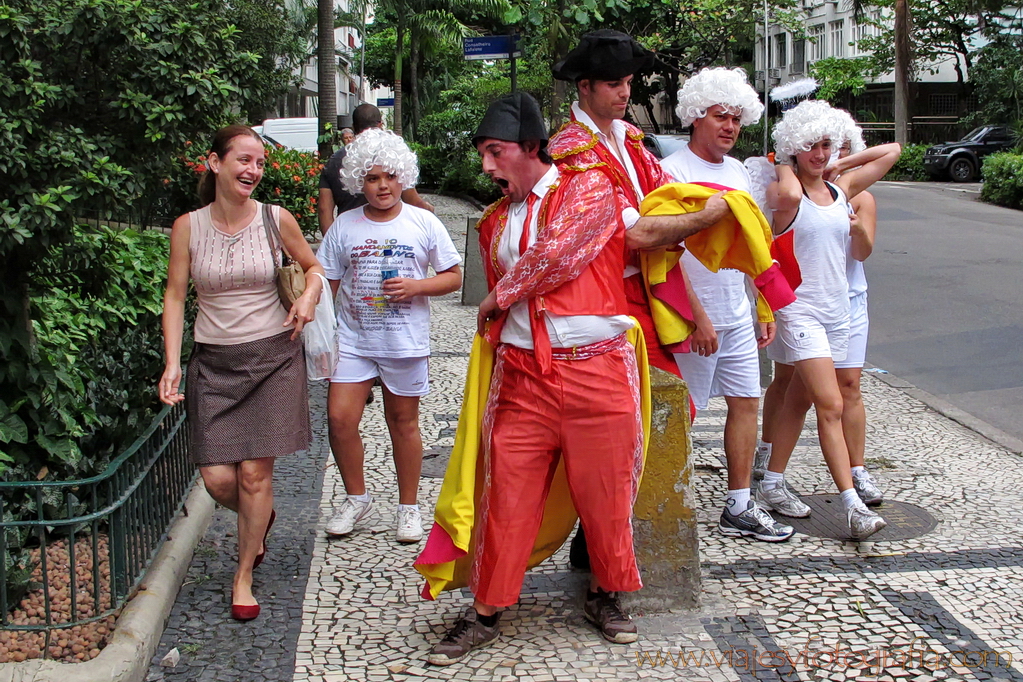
{"left": 661, "top": 143, "right": 756, "bottom": 331}
{"left": 318, "top": 203, "right": 462, "bottom": 358}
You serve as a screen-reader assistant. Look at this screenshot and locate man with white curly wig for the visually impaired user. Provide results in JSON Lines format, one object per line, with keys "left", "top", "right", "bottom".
{"left": 757, "top": 99, "right": 900, "bottom": 539}
{"left": 658, "top": 67, "right": 794, "bottom": 543}
{"left": 318, "top": 126, "right": 463, "bottom": 544}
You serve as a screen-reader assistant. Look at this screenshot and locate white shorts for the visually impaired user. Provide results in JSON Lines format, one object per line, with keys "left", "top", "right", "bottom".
{"left": 774, "top": 312, "right": 850, "bottom": 364}
{"left": 329, "top": 351, "right": 430, "bottom": 397}
{"left": 834, "top": 292, "right": 869, "bottom": 369}
{"left": 673, "top": 323, "right": 762, "bottom": 410}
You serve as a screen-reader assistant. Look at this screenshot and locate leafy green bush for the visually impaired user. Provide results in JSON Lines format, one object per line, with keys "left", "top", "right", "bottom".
{"left": 883, "top": 143, "right": 930, "bottom": 181}
{"left": 980, "top": 152, "right": 1023, "bottom": 209}
{"left": 2, "top": 225, "right": 177, "bottom": 605}
{"left": 164, "top": 142, "right": 324, "bottom": 237}
{"left": 2, "top": 226, "right": 172, "bottom": 481}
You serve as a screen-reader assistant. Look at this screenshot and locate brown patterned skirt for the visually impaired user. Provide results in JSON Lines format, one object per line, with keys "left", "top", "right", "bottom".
{"left": 185, "top": 331, "right": 311, "bottom": 466}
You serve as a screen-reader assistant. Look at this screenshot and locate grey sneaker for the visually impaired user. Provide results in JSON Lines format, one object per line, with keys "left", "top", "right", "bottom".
{"left": 584, "top": 589, "right": 638, "bottom": 644}
{"left": 853, "top": 470, "right": 884, "bottom": 506}
{"left": 848, "top": 506, "right": 887, "bottom": 539}
{"left": 752, "top": 446, "right": 771, "bottom": 481}
{"left": 325, "top": 496, "right": 373, "bottom": 536}
{"left": 427, "top": 608, "right": 500, "bottom": 665}
{"left": 719, "top": 500, "right": 794, "bottom": 542}
{"left": 755, "top": 482, "right": 811, "bottom": 518}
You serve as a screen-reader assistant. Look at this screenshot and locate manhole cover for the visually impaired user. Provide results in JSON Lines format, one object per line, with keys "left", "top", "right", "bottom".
{"left": 775, "top": 494, "right": 938, "bottom": 541}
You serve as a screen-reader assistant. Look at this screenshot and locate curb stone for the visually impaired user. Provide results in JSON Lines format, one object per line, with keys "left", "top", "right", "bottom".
{"left": 868, "top": 366, "right": 1023, "bottom": 455}
{"left": 1, "top": 482, "right": 215, "bottom": 682}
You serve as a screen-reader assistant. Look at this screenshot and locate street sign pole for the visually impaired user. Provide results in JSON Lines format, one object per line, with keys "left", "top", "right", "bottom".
{"left": 510, "top": 34, "right": 517, "bottom": 93}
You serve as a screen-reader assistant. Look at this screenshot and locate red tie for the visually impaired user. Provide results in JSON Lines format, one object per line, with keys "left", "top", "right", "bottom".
{"left": 519, "top": 193, "right": 554, "bottom": 375}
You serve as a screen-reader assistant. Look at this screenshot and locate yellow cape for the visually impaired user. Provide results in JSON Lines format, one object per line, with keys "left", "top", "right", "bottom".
{"left": 415, "top": 324, "right": 651, "bottom": 599}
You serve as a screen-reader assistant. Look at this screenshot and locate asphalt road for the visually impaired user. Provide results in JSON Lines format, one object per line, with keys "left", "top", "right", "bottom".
{"left": 864, "top": 181, "right": 1023, "bottom": 443}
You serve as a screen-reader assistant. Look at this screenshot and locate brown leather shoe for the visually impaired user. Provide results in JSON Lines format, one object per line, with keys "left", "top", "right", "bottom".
{"left": 584, "top": 589, "right": 638, "bottom": 643}
{"left": 427, "top": 608, "right": 500, "bottom": 665}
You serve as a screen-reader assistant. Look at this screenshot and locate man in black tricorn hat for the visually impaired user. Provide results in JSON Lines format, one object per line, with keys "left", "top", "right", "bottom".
{"left": 416, "top": 91, "right": 648, "bottom": 664}
{"left": 550, "top": 30, "right": 729, "bottom": 377}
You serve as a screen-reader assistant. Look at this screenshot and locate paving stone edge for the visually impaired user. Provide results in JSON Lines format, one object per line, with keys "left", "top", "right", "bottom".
{"left": 869, "top": 368, "right": 1023, "bottom": 455}
{"left": 1, "top": 482, "right": 215, "bottom": 682}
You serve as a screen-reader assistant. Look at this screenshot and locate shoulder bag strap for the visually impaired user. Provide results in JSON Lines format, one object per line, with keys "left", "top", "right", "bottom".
{"left": 262, "top": 203, "right": 293, "bottom": 266}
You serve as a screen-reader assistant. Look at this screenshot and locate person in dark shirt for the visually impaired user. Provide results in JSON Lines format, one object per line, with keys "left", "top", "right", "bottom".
{"left": 318, "top": 104, "right": 434, "bottom": 235}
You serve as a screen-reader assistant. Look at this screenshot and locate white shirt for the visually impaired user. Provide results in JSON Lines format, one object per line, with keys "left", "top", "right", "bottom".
{"left": 497, "top": 165, "right": 634, "bottom": 349}
{"left": 570, "top": 102, "right": 644, "bottom": 275}
{"left": 318, "top": 203, "right": 462, "bottom": 357}
{"left": 661, "top": 143, "right": 758, "bottom": 330}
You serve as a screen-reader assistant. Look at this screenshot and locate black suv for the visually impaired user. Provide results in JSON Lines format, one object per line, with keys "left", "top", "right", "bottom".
{"left": 923, "top": 125, "right": 1015, "bottom": 182}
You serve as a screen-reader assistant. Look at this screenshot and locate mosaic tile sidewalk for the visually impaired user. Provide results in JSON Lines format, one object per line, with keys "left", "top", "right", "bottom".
{"left": 289, "top": 199, "right": 1023, "bottom": 682}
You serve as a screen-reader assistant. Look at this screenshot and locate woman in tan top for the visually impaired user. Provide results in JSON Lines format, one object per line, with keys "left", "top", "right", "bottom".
{"left": 159, "top": 124, "right": 325, "bottom": 621}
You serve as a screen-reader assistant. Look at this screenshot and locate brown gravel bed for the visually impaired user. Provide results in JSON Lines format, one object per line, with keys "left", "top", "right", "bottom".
{"left": 1, "top": 534, "right": 116, "bottom": 663}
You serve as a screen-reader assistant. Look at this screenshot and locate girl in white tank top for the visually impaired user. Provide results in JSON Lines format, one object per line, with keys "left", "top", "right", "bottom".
{"left": 760, "top": 101, "right": 902, "bottom": 540}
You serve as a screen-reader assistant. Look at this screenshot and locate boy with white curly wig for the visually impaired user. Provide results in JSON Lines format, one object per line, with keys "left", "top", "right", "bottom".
{"left": 660, "top": 67, "right": 796, "bottom": 543}
{"left": 757, "top": 99, "right": 900, "bottom": 539}
{"left": 318, "top": 127, "right": 463, "bottom": 543}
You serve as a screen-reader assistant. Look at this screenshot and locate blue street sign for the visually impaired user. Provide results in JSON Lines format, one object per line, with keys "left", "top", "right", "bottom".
{"left": 376, "top": 98, "right": 395, "bottom": 107}
{"left": 463, "top": 35, "right": 521, "bottom": 61}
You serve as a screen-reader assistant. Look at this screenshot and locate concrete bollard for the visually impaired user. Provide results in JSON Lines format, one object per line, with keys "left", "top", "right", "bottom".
{"left": 625, "top": 366, "right": 700, "bottom": 611}
{"left": 460, "top": 216, "right": 488, "bottom": 307}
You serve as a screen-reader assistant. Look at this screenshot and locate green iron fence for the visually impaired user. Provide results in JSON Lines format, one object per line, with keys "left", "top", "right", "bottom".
{"left": 1, "top": 397, "right": 194, "bottom": 650}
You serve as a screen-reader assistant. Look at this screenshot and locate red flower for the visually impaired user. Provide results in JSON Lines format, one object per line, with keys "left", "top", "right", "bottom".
{"left": 272, "top": 162, "right": 280, "bottom": 170}
{"left": 275, "top": 187, "right": 282, "bottom": 195}
{"left": 292, "top": 175, "right": 301, "bottom": 182}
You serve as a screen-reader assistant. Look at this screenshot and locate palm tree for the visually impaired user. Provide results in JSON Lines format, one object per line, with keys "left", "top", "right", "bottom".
{"left": 893, "top": 0, "right": 911, "bottom": 145}
{"left": 317, "top": 0, "right": 338, "bottom": 157}
{"left": 377, "top": 0, "right": 509, "bottom": 137}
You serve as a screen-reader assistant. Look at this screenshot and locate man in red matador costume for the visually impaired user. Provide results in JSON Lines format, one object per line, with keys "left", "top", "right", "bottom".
{"left": 417, "top": 92, "right": 651, "bottom": 666}
{"left": 548, "top": 29, "right": 731, "bottom": 569}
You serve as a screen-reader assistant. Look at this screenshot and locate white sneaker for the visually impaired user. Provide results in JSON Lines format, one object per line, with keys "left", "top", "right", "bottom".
{"left": 325, "top": 496, "right": 373, "bottom": 536}
{"left": 396, "top": 506, "right": 423, "bottom": 543}
{"left": 755, "top": 482, "right": 812, "bottom": 518}
{"left": 847, "top": 505, "right": 887, "bottom": 540}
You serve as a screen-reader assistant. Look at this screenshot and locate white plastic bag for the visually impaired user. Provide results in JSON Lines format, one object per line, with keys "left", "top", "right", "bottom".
{"left": 303, "top": 273, "right": 338, "bottom": 380}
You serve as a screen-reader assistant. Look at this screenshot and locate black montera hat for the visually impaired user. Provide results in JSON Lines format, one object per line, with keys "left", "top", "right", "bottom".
{"left": 472, "top": 92, "right": 549, "bottom": 148}
{"left": 552, "top": 30, "right": 655, "bottom": 82}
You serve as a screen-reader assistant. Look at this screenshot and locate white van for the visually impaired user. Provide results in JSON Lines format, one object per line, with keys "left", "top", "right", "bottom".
{"left": 254, "top": 117, "right": 318, "bottom": 152}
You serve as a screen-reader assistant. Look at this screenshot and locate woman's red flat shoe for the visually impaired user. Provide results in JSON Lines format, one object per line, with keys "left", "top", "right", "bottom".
{"left": 231, "top": 603, "right": 260, "bottom": 621}
{"left": 252, "top": 509, "right": 276, "bottom": 570}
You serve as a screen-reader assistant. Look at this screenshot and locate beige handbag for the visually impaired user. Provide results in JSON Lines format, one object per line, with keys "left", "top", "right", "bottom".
{"left": 262, "top": 203, "right": 306, "bottom": 310}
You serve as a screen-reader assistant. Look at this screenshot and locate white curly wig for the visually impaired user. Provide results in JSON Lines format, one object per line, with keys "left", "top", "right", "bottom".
{"left": 830, "top": 107, "right": 867, "bottom": 155}
{"left": 340, "top": 127, "right": 419, "bottom": 194}
{"left": 675, "top": 67, "right": 765, "bottom": 127}
{"left": 771, "top": 100, "right": 848, "bottom": 165}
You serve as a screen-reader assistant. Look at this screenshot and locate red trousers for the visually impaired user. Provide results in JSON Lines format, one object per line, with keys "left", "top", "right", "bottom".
{"left": 470, "top": 337, "right": 644, "bottom": 607}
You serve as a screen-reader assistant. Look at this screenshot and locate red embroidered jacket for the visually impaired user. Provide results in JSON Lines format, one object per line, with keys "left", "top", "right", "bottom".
{"left": 476, "top": 165, "right": 628, "bottom": 350}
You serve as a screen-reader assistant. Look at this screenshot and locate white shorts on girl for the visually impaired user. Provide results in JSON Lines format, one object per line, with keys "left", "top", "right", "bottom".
{"left": 834, "top": 292, "right": 869, "bottom": 370}
{"left": 673, "top": 323, "right": 762, "bottom": 411}
{"left": 774, "top": 312, "right": 850, "bottom": 364}
{"left": 329, "top": 351, "right": 430, "bottom": 397}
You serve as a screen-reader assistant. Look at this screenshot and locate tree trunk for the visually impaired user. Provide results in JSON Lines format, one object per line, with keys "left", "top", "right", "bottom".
{"left": 410, "top": 26, "right": 420, "bottom": 141}
{"left": 394, "top": 15, "right": 405, "bottom": 136}
{"left": 894, "top": 0, "right": 911, "bottom": 146}
{"left": 317, "top": 0, "right": 337, "bottom": 157}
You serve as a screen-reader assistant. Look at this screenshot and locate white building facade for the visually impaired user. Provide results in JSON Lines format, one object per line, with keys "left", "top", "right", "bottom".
{"left": 756, "top": 0, "right": 973, "bottom": 139}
